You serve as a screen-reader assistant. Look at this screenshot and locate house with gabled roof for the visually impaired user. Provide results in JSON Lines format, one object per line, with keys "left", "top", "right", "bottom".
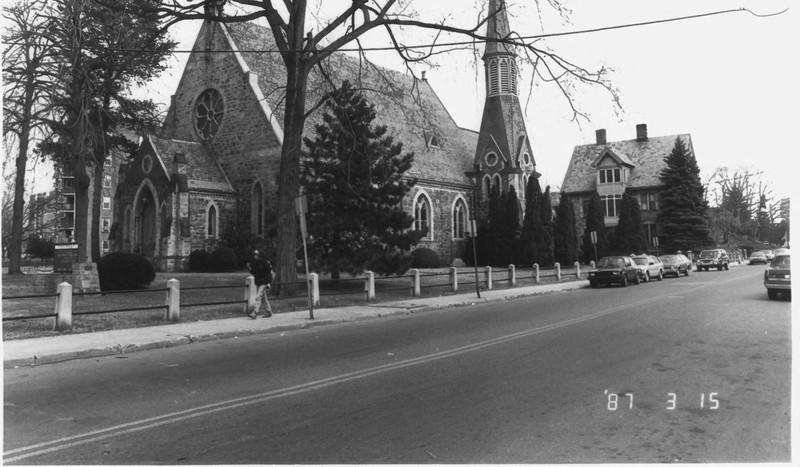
{"left": 114, "top": 0, "right": 538, "bottom": 271}
{"left": 560, "top": 124, "right": 694, "bottom": 251}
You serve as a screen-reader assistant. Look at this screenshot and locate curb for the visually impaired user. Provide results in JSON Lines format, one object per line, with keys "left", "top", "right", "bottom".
{"left": 4, "top": 281, "right": 589, "bottom": 369}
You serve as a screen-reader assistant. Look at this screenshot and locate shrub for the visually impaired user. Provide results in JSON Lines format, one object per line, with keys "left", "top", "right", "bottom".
{"left": 410, "top": 247, "right": 440, "bottom": 268}
{"left": 188, "top": 249, "right": 210, "bottom": 272}
{"left": 97, "top": 252, "right": 155, "bottom": 291}
{"left": 207, "top": 246, "right": 238, "bottom": 272}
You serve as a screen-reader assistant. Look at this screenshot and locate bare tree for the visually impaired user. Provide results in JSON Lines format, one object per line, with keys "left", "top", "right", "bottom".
{"left": 707, "top": 166, "right": 780, "bottom": 242}
{"left": 146, "top": 0, "right": 620, "bottom": 293}
{"left": 2, "top": 0, "right": 59, "bottom": 273}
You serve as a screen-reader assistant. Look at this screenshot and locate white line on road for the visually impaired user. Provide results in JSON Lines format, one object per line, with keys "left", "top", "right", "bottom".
{"left": 4, "top": 276, "right": 746, "bottom": 462}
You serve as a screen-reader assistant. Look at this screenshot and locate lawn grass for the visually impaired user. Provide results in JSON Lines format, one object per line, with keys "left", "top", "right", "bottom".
{"left": 2, "top": 266, "right": 576, "bottom": 340}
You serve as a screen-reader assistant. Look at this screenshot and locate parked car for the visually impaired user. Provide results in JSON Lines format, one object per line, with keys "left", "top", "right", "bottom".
{"left": 764, "top": 253, "right": 791, "bottom": 300}
{"left": 773, "top": 248, "right": 790, "bottom": 257}
{"left": 632, "top": 255, "right": 664, "bottom": 282}
{"left": 588, "top": 255, "right": 641, "bottom": 288}
{"left": 659, "top": 254, "right": 692, "bottom": 277}
{"left": 749, "top": 251, "right": 769, "bottom": 265}
{"left": 696, "top": 249, "right": 730, "bottom": 271}
{"left": 763, "top": 250, "right": 775, "bottom": 261}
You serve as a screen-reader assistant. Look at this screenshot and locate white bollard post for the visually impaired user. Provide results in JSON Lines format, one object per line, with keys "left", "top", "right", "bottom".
{"left": 555, "top": 262, "right": 562, "bottom": 282}
{"left": 309, "top": 273, "right": 320, "bottom": 306}
{"left": 590, "top": 260, "right": 596, "bottom": 269}
{"left": 365, "top": 271, "right": 375, "bottom": 302}
{"left": 54, "top": 282, "right": 73, "bottom": 331}
{"left": 533, "top": 263, "right": 540, "bottom": 285}
{"left": 166, "top": 278, "right": 181, "bottom": 322}
{"left": 411, "top": 269, "right": 421, "bottom": 297}
{"left": 509, "top": 264, "right": 517, "bottom": 287}
{"left": 245, "top": 275, "right": 256, "bottom": 313}
{"left": 450, "top": 267, "right": 458, "bottom": 292}
{"left": 574, "top": 261, "right": 581, "bottom": 279}
{"left": 484, "top": 266, "right": 493, "bottom": 290}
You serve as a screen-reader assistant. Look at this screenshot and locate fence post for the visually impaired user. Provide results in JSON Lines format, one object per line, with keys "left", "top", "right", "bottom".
{"left": 533, "top": 263, "right": 540, "bottom": 285}
{"left": 245, "top": 275, "right": 256, "bottom": 313}
{"left": 54, "top": 282, "right": 72, "bottom": 331}
{"left": 508, "top": 264, "right": 517, "bottom": 287}
{"left": 365, "top": 271, "right": 375, "bottom": 302}
{"left": 309, "top": 273, "right": 320, "bottom": 306}
{"left": 484, "top": 266, "right": 493, "bottom": 290}
{"left": 555, "top": 262, "right": 562, "bottom": 281}
{"left": 411, "top": 269, "right": 421, "bottom": 297}
{"left": 165, "top": 278, "right": 181, "bottom": 322}
{"left": 590, "top": 260, "right": 596, "bottom": 269}
{"left": 574, "top": 261, "right": 581, "bottom": 279}
{"left": 450, "top": 267, "right": 458, "bottom": 292}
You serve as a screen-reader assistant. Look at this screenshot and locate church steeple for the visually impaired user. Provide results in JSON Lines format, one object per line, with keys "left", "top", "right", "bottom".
{"left": 472, "top": 0, "right": 537, "bottom": 204}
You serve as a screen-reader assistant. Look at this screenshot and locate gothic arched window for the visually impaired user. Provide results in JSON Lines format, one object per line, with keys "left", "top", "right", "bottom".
{"left": 453, "top": 198, "right": 468, "bottom": 239}
{"left": 414, "top": 194, "right": 432, "bottom": 239}
{"left": 207, "top": 204, "right": 218, "bottom": 238}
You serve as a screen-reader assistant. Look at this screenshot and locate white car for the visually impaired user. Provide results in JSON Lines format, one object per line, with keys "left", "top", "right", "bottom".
{"left": 632, "top": 255, "right": 664, "bottom": 282}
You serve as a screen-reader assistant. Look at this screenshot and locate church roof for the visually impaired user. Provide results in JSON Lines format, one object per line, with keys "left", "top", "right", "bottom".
{"left": 560, "top": 134, "right": 693, "bottom": 194}
{"left": 223, "top": 22, "right": 478, "bottom": 187}
{"left": 147, "top": 135, "right": 235, "bottom": 194}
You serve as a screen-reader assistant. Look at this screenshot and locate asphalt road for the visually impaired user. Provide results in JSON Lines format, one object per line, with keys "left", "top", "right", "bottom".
{"left": 3, "top": 265, "right": 791, "bottom": 464}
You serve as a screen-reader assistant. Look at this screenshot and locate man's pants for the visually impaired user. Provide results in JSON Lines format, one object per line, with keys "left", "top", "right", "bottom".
{"left": 254, "top": 284, "right": 272, "bottom": 313}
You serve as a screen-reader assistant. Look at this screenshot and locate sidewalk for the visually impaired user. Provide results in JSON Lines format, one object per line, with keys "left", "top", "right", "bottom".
{"left": 3, "top": 280, "right": 588, "bottom": 368}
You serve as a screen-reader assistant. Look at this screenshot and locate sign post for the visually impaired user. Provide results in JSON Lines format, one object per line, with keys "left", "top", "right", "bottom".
{"left": 590, "top": 230, "right": 598, "bottom": 263}
{"left": 295, "top": 194, "right": 313, "bottom": 320}
{"left": 470, "top": 219, "right": 481, "bottom": 299}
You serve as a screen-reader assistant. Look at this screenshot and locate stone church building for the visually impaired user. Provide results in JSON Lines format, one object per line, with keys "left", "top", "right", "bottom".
{"left": 114, "top": 0, "right": 537, "bottom": 271}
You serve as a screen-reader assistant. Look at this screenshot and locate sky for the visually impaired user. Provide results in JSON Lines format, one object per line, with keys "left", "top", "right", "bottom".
{"left": 33, "top": 0, "right": 797, "bottom": 205}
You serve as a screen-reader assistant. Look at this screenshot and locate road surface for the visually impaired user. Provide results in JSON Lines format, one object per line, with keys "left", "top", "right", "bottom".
{"left": 3, "top": 265, "right": 791, "bottom": 463}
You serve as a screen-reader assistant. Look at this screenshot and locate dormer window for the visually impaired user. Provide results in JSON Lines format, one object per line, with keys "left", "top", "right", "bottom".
{"left": 428, "top": 134, "right": 440, "bottom": 148}
{"left": 599, "top": 167, "right": 621, "bottom": 184}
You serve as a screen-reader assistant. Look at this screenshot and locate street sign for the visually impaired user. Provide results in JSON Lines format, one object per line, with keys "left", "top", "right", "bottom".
{"left": 590, "top": 231, "right": 598, "bottom": 244}
{"left": 653, "top": 236, "right": 659, "bottom": 247}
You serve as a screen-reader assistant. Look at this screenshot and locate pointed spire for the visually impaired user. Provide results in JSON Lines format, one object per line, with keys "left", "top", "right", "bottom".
{"left": 484, "top": 0, "right": 515, "bottom": 58}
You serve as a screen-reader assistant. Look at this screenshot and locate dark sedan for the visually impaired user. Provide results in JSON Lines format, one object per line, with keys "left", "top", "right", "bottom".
{"left": 658, "top": 254, "right": 692, "bottom": 277}
{"left": 764, "top": 253, "right": 791, "bottom": 300}
{"left": 588, "top": 255, "right": 641, "bottom": 288}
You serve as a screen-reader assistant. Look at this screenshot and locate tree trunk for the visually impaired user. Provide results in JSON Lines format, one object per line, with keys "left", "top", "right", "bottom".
{"left": 91, "top": 162, "right": 103, "bottom": 260}
{"left": 73, "top": 162, "right": 92, "bottom": 263}
{"left": 274, "top": 67, "right": 309, "bottom": 296}
{"left": 7, "top": 72, "right": 36, "bottom": 275}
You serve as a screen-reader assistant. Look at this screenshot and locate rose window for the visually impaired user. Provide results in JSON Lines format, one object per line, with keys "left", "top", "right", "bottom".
{"left": 194, "top": 89, "right": 224, "bottom": 140}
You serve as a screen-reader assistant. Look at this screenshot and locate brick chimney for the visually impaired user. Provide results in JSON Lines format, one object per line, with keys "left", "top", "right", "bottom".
{"left": 636, "top": 123, "right": 648, "bottom": 141}
{"left": 595, "top": 129, "right": 607, "bottom": 145}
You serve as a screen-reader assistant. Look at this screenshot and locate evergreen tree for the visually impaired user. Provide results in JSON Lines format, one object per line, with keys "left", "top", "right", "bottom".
{"left": 300, "top": 81, "right": 420, "bottom": 277}
{"left": 554, "top": 192, "right": 578, "bottom": 265}
{"left": 581, "top": 192, "right": 608, "bottom": 263}
{"left": 521, "top": 177, "right": 542, "bottom": 265}
{"left": 657, "top": 137, "right": 712, "bottom": 252}
{"left": 486, "top": 183, "right": 504, "bottom": 266}
{"left": 612, "top": 193, "right": 632, "bottom": 253}
{"left": 503, "top": 185, "right": 521, "bottom": 265}
{"left": 538, "top": 186, "right": 555, "bottom": 266}
{"left": 628, "top": 195, "right": 646, "bottom": 253}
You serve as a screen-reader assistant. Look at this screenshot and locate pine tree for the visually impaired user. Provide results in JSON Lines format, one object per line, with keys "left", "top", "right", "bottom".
{"left": 554, "top": 192, "right": 578, "bottom": 265}
{"left": 657, "top": 137, "right": 712, "bottom": 253}
{"left": 521, "top": 177, "right": 542, "bottom": 265}
{"left": 612, "top": 192, "right": 633, "bottom": 254}
{"left": 538, "top": 186, "right": 555, "bottom": 266}
{"left": 486, "top": 183, "right": 504, "bottom": 266}
{"left": 300, "top": 81, "right": 420, "bottom": 277}
{"left": 582, "top": 192, "right": 607, "bottom": 263}
{"left": 628, "top": 195, "right": 646, "bottom": 253}
{"left": 503, "top": 185, "right": 521, "bottom": 265}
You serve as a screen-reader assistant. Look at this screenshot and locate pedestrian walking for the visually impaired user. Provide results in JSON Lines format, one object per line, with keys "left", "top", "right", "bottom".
{"left": 247, "top": 249, "right": 273, "bottom": 319}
